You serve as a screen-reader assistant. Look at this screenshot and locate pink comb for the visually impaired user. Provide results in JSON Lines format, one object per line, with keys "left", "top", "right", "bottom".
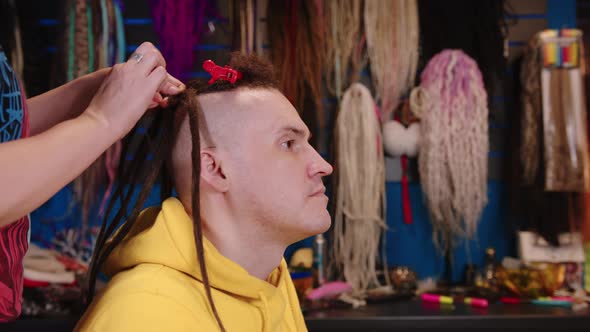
{"left": 306, "top": 281, "right": 352, "bottom": 301}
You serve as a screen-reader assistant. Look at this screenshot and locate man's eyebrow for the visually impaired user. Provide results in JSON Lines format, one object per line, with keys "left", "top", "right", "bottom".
{"left": 276, "top": 126, "right": 312, "bottom": 140}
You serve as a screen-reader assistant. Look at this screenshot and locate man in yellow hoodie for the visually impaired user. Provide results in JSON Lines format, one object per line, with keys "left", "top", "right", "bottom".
{"left": 75, "top": 53, "right": 333, "bottom": 331}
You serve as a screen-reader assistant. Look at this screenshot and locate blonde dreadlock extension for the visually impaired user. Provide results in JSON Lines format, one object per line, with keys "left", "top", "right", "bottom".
{"left": 365, "top": 0, "right": 419, "bottom": 120}
{"left": 323, "top": 0, "right": 365, "bottom": 100}
{"left": 333, "top": 83, "right": 388, "bottom": 297}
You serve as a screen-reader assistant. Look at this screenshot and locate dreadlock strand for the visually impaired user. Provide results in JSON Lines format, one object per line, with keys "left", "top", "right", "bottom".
{"left": 88, "top": 112, "right": 170, "bottom": 302}
{"left": 88, "top": 109, "right": 178, "bottom": 304}
{"left": 187, "top": 93, "right": 226, "bottom": 332}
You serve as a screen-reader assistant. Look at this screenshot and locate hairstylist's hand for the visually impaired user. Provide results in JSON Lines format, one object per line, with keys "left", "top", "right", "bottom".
{"left": 83, "top": 42, "right": 185, "bottom": 138}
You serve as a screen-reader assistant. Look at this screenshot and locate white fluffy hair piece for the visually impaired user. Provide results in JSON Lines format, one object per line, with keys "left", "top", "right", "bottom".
{"left": 382, "top": 120, "right": 421, "bottom": 157}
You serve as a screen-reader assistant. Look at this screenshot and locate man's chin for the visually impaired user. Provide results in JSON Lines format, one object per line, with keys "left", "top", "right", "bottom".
{"left": 308, "top": 213, "right": 332, "bottom": 235}
{"left": 290, "top": 215, "right": 332, "bottom": 243}
{"left": 318, "top": 214, "right": 332, "bottom": 232}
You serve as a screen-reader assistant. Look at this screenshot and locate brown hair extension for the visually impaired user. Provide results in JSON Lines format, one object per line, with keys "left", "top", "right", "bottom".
{"left": 520, "top": 36, "right": 543, "bottom": 185}
{"left": 507, "top": 36, "right": 585, "bottom": 246}
{"left": 267, "top": 0, "right": 324, "bottom": 148}
{"left": 74, "top": 0, "right": 89, "bottom": 77}
{"left": 87, "top": 53, "right": 277, "bottom": 332}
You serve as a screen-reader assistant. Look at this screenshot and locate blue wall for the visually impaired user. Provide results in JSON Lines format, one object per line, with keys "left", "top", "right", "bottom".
{"left": 548, "top": 0, "right": 577, "bottom": 29}
{"left": 384, "top": 181, "right": 516, "bottom": 282}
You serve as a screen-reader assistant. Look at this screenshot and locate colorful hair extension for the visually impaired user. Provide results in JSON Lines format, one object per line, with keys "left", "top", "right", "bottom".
{"left": 539, "top": 30, "right": 590, "bottom": 192}
{"left": 411, "top": 50, "right": 489, "bottom": 252}
{"left": 332, "top": 83, "right": 388, "bottom": 296}
{"left": 506, "top": 35, "right": 583, "bottom": 247}
{"left": 60, "top": 0, "right": 126, "bottom": 247}
{"left": 98, "top": 0, "right": 125, "bottom": 215}
{"left": 113, "top": 0, "right": 125, "bottom": 63}
{"left": 267, "top": 0, "right": 324, "bottom": 148}
{"left": 520, "top": 29, "right": 590, "bottom": 191}
{"left": 99, "top": 0, "right": 109, "bottom": 69}
{"left": 150, "top": 0, "right": 209, "bottom": 79}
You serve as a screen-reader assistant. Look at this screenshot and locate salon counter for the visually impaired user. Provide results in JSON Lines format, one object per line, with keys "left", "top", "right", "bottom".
{"left": 4, "top": 300, "right": 590, "bottom": 331}
{"left": 305, "top": 299, "right": 590, "bottom": 331}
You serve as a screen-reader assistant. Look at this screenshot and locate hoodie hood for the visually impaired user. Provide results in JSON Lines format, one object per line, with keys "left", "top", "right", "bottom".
{"left": 79, "top": 198, "right": 308, "bottom": 332}
{"left": 103, "top": 198, "right": 289, "bottom": 302}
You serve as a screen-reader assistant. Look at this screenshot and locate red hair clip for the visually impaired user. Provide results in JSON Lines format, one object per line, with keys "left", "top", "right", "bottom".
{"left": 202, "top": 60, "right": 243, "bottom": 85}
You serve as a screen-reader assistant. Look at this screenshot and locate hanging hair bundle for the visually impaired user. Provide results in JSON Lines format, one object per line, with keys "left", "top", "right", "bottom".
{"left": 150, "top": 0, "right": 209, "bottom": 79}
{"left": 539, "top": 31, "right": 590, "bottom": 192}
{"left": 520, "top": 36, "right": 543, "bottom": 185}
{"left": 392, "top": 0, "right": 419, "bottom": 113}
{"left": 62, "top": 0, "right": 126, "bottom": 245}
{"left": 364, "top": 0, "right": 419, "bottom": 120}
{"left": 267, "top": 0, "right": 324, "bottom": 147}
{"left": 364, "top": 0, "right": 394, "bottom": 119}
{"left": 230, "top": 0, "right": 256, "bottom": 53}
{"left": 512, "top": 31, "right": 588, "bottom": 246}
{"left": 411, "top": 50, "right": 489, "bottom": 251}
{"left": 73, "top": 0, "right": 90, "bottom": 78}
{"left": 324, "top": 0, "right": 365, "bottom": 100}
{"left": 332, "top": 83, "right": 387, "bottom": 296}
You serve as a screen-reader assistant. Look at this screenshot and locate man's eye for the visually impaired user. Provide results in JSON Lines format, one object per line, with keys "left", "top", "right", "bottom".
{"left": 281, "top": 140, "right": 295, "bottom": 150}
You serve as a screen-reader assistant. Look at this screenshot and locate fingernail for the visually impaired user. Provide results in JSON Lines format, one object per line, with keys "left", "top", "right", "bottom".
{"left": 170, "top": 86, "right": 181, "bottom": 93}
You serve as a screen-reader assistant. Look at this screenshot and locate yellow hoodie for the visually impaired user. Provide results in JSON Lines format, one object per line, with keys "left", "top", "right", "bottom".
{"left": 76, "top": 198, "right": 308, "bottom": 332}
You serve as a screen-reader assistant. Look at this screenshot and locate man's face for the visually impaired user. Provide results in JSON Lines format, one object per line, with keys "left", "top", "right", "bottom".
{"left": 199, "top": 88, "right": 333, "bottom": 244}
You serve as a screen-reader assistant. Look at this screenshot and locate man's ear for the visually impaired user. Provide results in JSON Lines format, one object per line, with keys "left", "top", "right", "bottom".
{"left": 200, "top": 149, "right": 229, "bottom": 192}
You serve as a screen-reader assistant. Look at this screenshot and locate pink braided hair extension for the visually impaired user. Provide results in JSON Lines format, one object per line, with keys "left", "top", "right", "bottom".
{"left": 412, "top": 49, "right": 489, "bottom": 251}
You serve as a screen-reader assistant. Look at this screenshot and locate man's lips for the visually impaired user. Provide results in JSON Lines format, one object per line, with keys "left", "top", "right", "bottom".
{"left": 310, "top": 186, "right": 326, "bottom": 197}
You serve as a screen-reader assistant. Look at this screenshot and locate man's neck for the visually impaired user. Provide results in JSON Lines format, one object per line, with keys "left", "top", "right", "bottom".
{"left": 180, "top": 192, "right": 289, "bottom": 280}
{"left": 204, "top": 224, "right": 286, "bottom": 280}
{"left": 188, "top": 199, "right": 286, "bottom": 280}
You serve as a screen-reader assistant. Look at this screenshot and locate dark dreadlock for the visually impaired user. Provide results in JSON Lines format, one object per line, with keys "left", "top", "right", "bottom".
{"left": 86, "top": 52, "right": 278, "bottom": 332}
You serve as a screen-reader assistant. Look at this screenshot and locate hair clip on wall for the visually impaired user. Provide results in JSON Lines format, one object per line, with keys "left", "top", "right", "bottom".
{"left": 203, "top": 60, "right": 243, "bottom": 85}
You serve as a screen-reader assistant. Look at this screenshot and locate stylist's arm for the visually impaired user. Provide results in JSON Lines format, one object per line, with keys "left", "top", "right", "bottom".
{"left": 0, "top": 42, "right": 184, "bottom": 226}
